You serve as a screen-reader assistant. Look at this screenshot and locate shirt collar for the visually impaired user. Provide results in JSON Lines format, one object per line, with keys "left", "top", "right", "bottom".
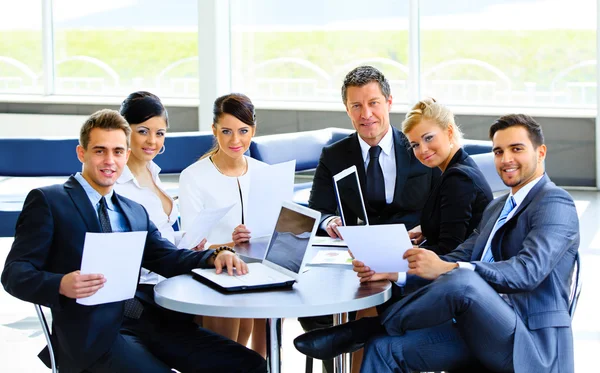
{"left": 357, "top": 125, "right": 394, "bottom": 161}
{"left": 510, "top": 174, "right": 544, "bottom": 208}
{"left": 74, "top": 172, "right": 116, "bottom": 211}
{"left": 117, "top": 161, "right": 162, "bottom": 187}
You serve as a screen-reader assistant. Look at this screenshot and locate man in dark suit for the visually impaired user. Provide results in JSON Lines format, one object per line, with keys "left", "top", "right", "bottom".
{"left": 309, "top": 65, "right": 436, "bottom": 238}
{"left": 302, "top": 65, "right": 437, "bottom": 372}
{"left": 295, "top": 114, "right": 578, "bottom": 373}
{"left": 1, "top": 109, "right": 266, "bottom": 373}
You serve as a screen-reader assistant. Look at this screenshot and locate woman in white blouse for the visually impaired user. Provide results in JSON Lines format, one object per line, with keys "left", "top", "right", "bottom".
{"left": 179, "top": 93, "right": 266, "bottom": 357}
{"left": 114, "top": 91, "right": 205, "bottom": 284}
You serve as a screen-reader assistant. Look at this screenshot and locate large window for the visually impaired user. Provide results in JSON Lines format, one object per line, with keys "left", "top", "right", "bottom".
{"left": 0, "top": 0, "right": 598, "bottom": 109}
{"left": 420, "top": 0, "right": 597, "bottom": 108}
{"left": 0, "top": 0, "right": 43, "bottom": 94}
{"left": 230, "top": 0, "right": 410, "bottom": 104}
{"left": 52, "top": 0, "right": 198, "bottom": 97}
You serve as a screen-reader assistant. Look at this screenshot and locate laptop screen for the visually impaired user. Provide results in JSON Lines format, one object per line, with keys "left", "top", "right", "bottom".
{"left": 263, "top": 206, "right": 316, "bottom": 274}
{"left": 334, "top": 168, "right": 369, "bottom": 226}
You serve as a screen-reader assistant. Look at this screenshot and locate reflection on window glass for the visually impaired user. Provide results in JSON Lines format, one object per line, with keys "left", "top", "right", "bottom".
{"left": 0, "top": 0, "right": 43, "bottom": 94}
{"left": 53, "top": 0, "right": 198, "bottom": 97}
{"left": 230, "top": 0, "right": 410, "bottom": 103}
{"left": 421, "top": 0, "right": 596, "bottom": 108}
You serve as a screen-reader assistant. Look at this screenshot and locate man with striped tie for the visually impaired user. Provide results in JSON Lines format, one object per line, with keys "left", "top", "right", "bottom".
{"left": 294, "top": 114, "right": 579, "bottom": 373}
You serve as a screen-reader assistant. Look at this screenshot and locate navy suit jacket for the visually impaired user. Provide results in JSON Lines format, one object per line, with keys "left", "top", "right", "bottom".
{"left": 1, "top": 176, "right": 214, "bottom": 370}
{"left": 419, "top": 148, "right": 493, "bottom": 255}
{"left": 308, "top": 126, "right": 438, "bottom": 231}
{"left": 383, "top": 175, "right": 579, "bottom": 373}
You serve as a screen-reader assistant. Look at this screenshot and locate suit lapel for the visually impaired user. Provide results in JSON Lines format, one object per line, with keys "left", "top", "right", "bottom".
{"left": 470, "top": 196, "right": 507, "bottom": 261}
{"left": 491, "top": 175, "right": 550, "bottom": 260}
{"left": 113, "top": 194, "right": 143, "bottom": 232}
{"left": 506, "top": 174, "right": 549, "bottom": 222}
{"left": 391, "top": 127, "right": 411, "bottom": 204}
{"left": 65, "top": 176, "right": 101, "bottom": 233}
{"left": 347, "top": 133, "right": 370, "bottom": 204}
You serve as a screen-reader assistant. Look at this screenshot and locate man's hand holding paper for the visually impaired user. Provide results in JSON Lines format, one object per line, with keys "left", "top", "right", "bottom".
{"left": 337, "top": 224, "right": 412, "bottom": 275}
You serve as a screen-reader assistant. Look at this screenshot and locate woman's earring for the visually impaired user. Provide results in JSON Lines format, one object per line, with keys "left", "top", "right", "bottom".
{"left": 158, "top": 145, "right": 166, "bottom": 155}
{"left": 449, "top": 143, "right": 454, "bottom": 150}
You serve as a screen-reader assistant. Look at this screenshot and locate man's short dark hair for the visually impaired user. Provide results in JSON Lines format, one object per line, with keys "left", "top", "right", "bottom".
{"left": 79, "top": 109, "right": 131, "bottom": 149}
{"left": 341, "top": 65, "right": 391, "bottom": 105}
{"left": 489, "top": 114, "right": 545, "bottom": 147}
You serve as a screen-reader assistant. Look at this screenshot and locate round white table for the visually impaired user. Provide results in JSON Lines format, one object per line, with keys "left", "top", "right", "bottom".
{"left": 154, "top": 266, "right": 391, "bottom": 373}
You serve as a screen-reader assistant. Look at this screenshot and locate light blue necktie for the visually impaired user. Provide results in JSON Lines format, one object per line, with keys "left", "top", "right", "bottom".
{"left": 481, "top": 196, "right": 516, "bottom": 263}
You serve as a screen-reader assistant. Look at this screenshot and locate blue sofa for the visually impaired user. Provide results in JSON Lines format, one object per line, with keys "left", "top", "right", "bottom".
{"left": 0, "top": 128, "right": 493, "bottom": 236}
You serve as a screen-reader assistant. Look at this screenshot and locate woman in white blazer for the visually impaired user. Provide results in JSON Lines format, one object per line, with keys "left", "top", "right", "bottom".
{"left": 179, "top": 93, "right": 267, "bottom": 357}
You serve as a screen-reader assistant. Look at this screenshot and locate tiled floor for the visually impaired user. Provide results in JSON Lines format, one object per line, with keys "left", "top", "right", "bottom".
{"left": 1, "top": 189, "right": 599, "bottom": 372}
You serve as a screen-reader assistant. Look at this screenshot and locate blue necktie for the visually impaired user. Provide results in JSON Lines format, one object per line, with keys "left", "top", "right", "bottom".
{"left": 366, "top": 145, "right": 386, "bottom": 210}
{"left": 481, "top": 196, "right": 516, "bottom": 263}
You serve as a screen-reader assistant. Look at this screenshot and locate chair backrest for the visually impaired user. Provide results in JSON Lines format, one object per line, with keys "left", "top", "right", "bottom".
{"left": 249, "top": 127, "right": 353, "bottom": 171}
{"left": 470, "top": 152, "right": 508, "bottom": 193}
{"left": 34, "top": 304, "right": 58, "bottom": 373}
{"left": 0, "top": 138, "right": 81, "bottom": 176}
{"left": 153, "top": 131, "right": 216, "bottom": 174}
{"left": 569, "top": 252, "right": 582, "bottom": 318}
{"left": 462, "top": 139, "right": 492, "bottom": 156}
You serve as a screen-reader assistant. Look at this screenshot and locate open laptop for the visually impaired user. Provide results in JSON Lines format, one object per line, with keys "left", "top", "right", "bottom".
{"left": 312, "top": 166, "right": 370, "bottom": 248}
{"left": 333, "top": 165, "right": 370, "bottom": 227}
{"left": 192, "top": 201, "right": 320, "bottom": 292}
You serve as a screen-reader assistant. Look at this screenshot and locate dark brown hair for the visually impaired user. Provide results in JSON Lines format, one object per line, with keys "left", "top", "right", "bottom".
{"left": 79, "top": 109, "right": 131, "bottom": 149}
{"left": 202, "top": 93, "right": 256, "bottom": 159}
{"left": 489, "top": 114, "right": 544, "bottom": 147}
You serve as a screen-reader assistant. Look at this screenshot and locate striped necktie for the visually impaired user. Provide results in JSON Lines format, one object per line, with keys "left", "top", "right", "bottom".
{"left": 481, "top": 196, "right": 516, "bottom": 263}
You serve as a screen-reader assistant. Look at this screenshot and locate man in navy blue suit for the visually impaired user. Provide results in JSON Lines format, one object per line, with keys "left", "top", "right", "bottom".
{"left": 2, "top": 109, "right": 266, "bottom": 373}
{"left": 295, "top": 114, "right": 579, "bottom": 373}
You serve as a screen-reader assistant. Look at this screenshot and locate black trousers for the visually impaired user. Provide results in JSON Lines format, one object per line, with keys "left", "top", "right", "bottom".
{"left": 61, "top": 297, "right": 266, "bottom": 373}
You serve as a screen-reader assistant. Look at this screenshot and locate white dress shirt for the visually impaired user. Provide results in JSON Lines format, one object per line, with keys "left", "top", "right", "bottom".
{"left": 178, "top": 156, "right": 267, "bottom": 248}
{"left": 357, "top": 125, "right": 397, "bottom": 204}
{"left": 115, "top": 161, "right": 179, "bottom": 285}
{"left": 322, "top": 126, "right": 397, "bottom": 230}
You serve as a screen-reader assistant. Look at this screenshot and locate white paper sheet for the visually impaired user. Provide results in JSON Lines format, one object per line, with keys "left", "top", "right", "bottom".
{"left": 308, "top": 249, "right": 353, "bottom": 267}
{"left": 177, "top": 203, "right": 236, "bottom": 249}
{"left": 311, "top": 236, "right": 347, "bottom": 247}
{"left": 245, "top": 160, "right": 295, "bottom": 238}
{"left": 77, "top": 231, "right": 148, "bottom": 306}
{"left": 337, "top": 224, "right": 412, "bottom": 273}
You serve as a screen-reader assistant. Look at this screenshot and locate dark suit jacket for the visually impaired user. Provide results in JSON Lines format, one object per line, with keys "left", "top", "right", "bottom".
{"left": 1, "top": 176, "right": 214, "bottom": 370}
{"left": 308, "top": 126, "right": 438, "bottom": 231}
{"left": 420, "top": 148, "right": 493, "bottom": 255}
{"left": 383, "top": 175, "right": 579, "bottom": 373}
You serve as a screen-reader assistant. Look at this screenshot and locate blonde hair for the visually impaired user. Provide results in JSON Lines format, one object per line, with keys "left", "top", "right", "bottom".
{"left": 402, "top": 98, "right": 463, "bottom": 145}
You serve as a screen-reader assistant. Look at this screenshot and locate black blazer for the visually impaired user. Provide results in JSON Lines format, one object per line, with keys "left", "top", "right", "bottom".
{"left": 420, "top": 148, "right": 493, "bottom": 255}
{"left": 1, "top": 176, "right": 214, "bottom": 370}
{"left": 308, "top": 126, "right": 438, "bottom": 232}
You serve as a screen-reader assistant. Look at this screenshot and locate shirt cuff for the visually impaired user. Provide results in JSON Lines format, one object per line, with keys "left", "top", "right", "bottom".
{"left": 457, "top": 262, "right": 476, "bottom": 271}
{"left": 395, "top": 272, "right": 407, "bottom": 287}
{"left": 320, "top": 216, "right": 338, "bottom": 231}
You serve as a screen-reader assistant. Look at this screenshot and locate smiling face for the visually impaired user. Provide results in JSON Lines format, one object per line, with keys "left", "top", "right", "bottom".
{"left": 213, "top": 113, "right": 255, "bottom": 160}
{"left": 492, "top": 125, "right": 546, "bottom": 194}
{"left": 129, "top": 116, "right": 167, "bottom": 163}
{"left": 406, "top": 118, "right": 455, "bottom": 171}
{"left": 77, "top": 128, "right": 130, "bottom": 195}
{"left": 345, "top": 82, "right": 392, "bottom": 147}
